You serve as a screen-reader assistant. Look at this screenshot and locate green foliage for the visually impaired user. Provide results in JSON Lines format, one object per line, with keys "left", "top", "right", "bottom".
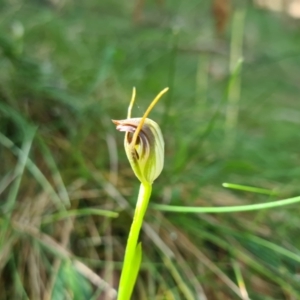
{"left": 52, "top": 262, "right": 93, "bottom": 300}
{"left": 1, "top": 0, "right": 300, "bottom": 299}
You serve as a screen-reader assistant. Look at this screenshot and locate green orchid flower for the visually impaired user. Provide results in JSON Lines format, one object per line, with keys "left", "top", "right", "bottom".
{"left": 112, "top": 117, "right": 164, "bottom": 184}
{"left": 113, "top": 87, "right": 167, "bottom": 184}
{"left": 112, "top": 87, "right": 168, "bottom": 300}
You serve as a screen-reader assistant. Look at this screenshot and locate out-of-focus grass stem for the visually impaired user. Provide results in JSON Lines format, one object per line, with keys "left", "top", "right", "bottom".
{"left": 5, "top": 128, "right": 36, "bottom": 215}
{"left": 195, "top": 54, "right": 209, "bottom": 107}
{"left": 162, "top": 29, "right": 178, "bottom": 128}
{"left": 232, "top": 260, "right": 250, "bottom": 300}
{"left": 225, "top": 9, "right": 246, "bottom": 151}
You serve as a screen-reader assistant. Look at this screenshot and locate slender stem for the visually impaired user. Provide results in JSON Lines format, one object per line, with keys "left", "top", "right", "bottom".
{"left": 222, "top": 182, "right": 277, "bottom": 196}
{"left": 151, "top": 195, "right": 300, "bottom": 214}
{"left": 118, "top": 182, "right": 152, "bottom": 300}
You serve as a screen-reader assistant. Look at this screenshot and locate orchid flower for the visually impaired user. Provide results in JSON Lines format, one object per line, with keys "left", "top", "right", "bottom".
{"left": 112, "top": 87, "right": 168, "bottom": 300}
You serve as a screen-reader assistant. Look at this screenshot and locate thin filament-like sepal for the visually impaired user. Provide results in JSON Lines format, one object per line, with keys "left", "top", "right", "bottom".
{"left": 127, "top": 87, "right": 136, "bottom": 119}
{"left": 131, "top": 87, "right": 169, "bottom": 148}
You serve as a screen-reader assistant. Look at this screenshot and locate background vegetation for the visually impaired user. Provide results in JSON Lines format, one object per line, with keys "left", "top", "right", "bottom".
{"left": 1, "top": 0, "right": 300, "bottom": 299}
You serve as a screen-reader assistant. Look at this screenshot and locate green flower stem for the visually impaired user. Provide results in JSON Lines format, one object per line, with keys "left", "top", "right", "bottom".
{"left": 118, "top": 182, "right": 152, "bottom": 300}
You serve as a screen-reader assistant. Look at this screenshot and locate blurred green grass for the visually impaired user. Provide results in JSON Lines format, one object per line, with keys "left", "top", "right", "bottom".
{"left": 1, "top": 0, "right": 300, "bottom": 299}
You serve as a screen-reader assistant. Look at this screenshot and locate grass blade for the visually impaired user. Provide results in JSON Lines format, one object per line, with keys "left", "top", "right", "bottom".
{"left": 152, "top": 195, "right": 300, "bottom": 213}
